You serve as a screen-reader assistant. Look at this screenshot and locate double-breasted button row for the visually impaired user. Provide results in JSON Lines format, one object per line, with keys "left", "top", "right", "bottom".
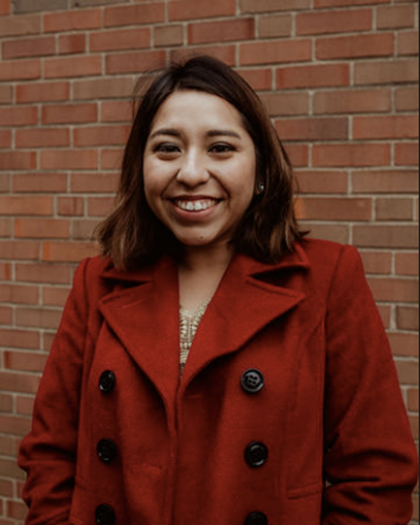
{"left": 95, "top": 504, "right": 115, "bottom": 525}
{"left": 99, "top": 370, "right": 116, "bottom": 394}
{"left": 97, "top": 439, "right": 117, "bottom": 463}
{"left": 245, "top": 441, "right": 268, "bottom": 468}
{"left": 241, "top": 369, "right": 264, "bottom": 394}
{"left": 245, "top": 511, "right": 268, "bottom": 525}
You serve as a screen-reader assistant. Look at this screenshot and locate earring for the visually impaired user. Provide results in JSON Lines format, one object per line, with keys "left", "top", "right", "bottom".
{"left": 257, "top": 182, "right": 265, "bottom": 194}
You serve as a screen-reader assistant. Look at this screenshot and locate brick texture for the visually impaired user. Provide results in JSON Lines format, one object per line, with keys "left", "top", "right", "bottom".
{"left": 0, "top": 1, "right": 418, "bottom": 523}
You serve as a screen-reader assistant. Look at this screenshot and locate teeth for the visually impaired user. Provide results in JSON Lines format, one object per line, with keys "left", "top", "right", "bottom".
{"left": 175, "top": 199, "right": 217, "bottom": 212}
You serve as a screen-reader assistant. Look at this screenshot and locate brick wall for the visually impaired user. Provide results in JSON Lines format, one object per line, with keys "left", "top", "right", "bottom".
{"left": 0, "top": 0, "right": 418, "bottom": 522}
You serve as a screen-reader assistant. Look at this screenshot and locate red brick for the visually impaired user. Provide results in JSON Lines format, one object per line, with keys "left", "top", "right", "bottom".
{"left": 240, "top": 0, "right": 310, "bottom": 13}
{"left": 0, "top": 152, "right": 36, "bottom": 170}
{"left": 0, "top": 106, "right": 37, "bottom": 127}
{"left": 168, "top": 0, "right": 235, "bottom": 21}
{"left": 354, "top": 59, "right": 418, "bottom": 85}
{"left": 238, "top": 69, "right": 273, "bottom": 92}
{"left": 16, "top": 262, "right": 71, "bottom": 284}
{"left": 277, "top": 64, "right": 350, "bottom": 89}
{"left": 15, "top": 308, "right": 62, "bottom": 330}
{"left": 100, "top": 148, "right": 124, "bottom": 170}
{"left": 377, "top": 305, "right": 391, "bottom": 328}
{"left": 73, "top": 77, "right": 134, "bottom": 100}
{"left": 407, "top": 388, "right": 419, "bottom": 411}
{"left": 189, "top": 18, "right": 254, "bottom": 45}
{"left": 45, "top": 55, "right": 101, "bottom": 79}
{"left": 15, "top": 218, "right": 70, "bottom": 239}
{"left": 0, "top": 84, "right": 13, "bottom": 104}
{"left": 303, "top": 224, "right": 349, "bottom": 244}
{"left": 353, "top": 225, "right": 418, "bottom": 248}
{"left": 0, "top": 59, "right": 41, "bottom": 81}
{"left": 57, "top": 196, "right": 84, "bottom": 216}
{"left": 368, "top": 277, "right": 418, "bottom": 303}
{"left": 0, "top": 173, "right": 9, "bottom": 192}
{"left": 0, "top": 262, "right": 12, "bottom": 280}
{"left": 13, "top": 173, "right": 67, "bottom": 193}
{"left": 300, "top": 197, "right": 371, "bottom": 221}
{"left": 0, "top": 130, "right": 11, "bottom": 149}
{"left": 0, "top": 196, "right": 53, "bottom": 216}
{"left": 240, "top": 39, "right": 311, "bottom": 66}
{"left": 0, "top": 14, "right": 40, "bottom": 37}
{"left": 154, "top": 24, "right": 184, "bottom": 47}
{"left": 397, "top": 306, "right": 418, "bottom": 331}
{"left": 104, "top": 3, "right": 164, "bottom": 27}
{"left": 0, "top": 393, "right": 13, "bottom": 413}
{"left": 42, "top": 285, "right": 70, "bottom": 307}
{"left": 283, "top": 144, "right": 308, "bottom": 167}
{"left": 16, "top": 81, "right": 69, "bottom": 103}
{"left": 44, "top": 8, "right": 101, "bottom": 32}
{"left": 16, "top": 395, "right": 35, "bottom": 416}
{"left": 170, "top": 45, "right": 236, "bottom": 67}
{"left": 313, "top": 144, "right": 390, "bottom": 167}
{"left": 0, "top": 456, "right": 27, "bottom": 477}
{"left": 353, "top": 115, "right": 418, "bottom": 140}
{"left": 352, "top": 170, "right": 418, "bottom": 194}
{"left": 314, "top": 89, "right": 391, "bottom": 114}
{"left": 59, "top": 33, "right": 86, "bottom": 55}
{"left": 4, "top": 351, "right": 48, "bottom": 372}
{"left": 42, "top": 103, "right": 98, "bottom": 124}
{"left": 275, "top": 117, "right": 348, "bottom": 141}
{"left": 74, "top": 125, "right": 130, "bottom": 147}
{"left": 0, "top": 0, "right": 10, "bottom": 15}
{"left": 376, "top": 198, "right": 414, "bottom": 221}
{"left": 377, "top": 5, "right": 416, "bottom": 29}
{"left": 260, "top": 92, "right": 309, "bottom": 116}
{"left": 42, "top": 241, "right": 98, "bottom": 262}
{"left": 294, "top": 170, "right": 348, "bottom": 194}
{"left": 0, "top": 283, "right": 39, "bottom": 304}
{"left": 0, "top": 240, "right": 39, "bottom": 260}
{"left": 90, "top": 27, "right": 150, "bottom": 52}
{"left": 395, "top": 252, "right": 418, "bottom": 276}
{"left": 389, "top": 333, "right": 418, "bottom": 358}
{"left": 395, "top": 360, "right": 419, "bottom": 386}
{"left": 0, "top": 414, "right": 30, "bottom": 436}
{"left": 316, "top": 33, "right": 394, "bottom": 60}
{"left": 0, "top": 218, "right": 11, "bottom": 237}
{"left": 88, "top": 197, "right": 115, "bottom": 217}
{"left": 71, "top": 172, "right": 118, "bottom": 193}
{"left": 395, "top": 143, "right": 419, "bottom": 166}
{"left": 314, "top": 0, "right": 388, "bottom": 6}
{"left": 0, "top": 306, "right": 13, "bottom": 324}
{"left": 72, "top": 218, "right": 101, "bottom": 240}
{"left": 40, "top": 149, "right": 98, "bottom": 170}
{"left": 101, "top": 100, "right": 132, "bottom": 123}
{"left": 106, "top": 50, "right": 165, "bottom": 75}
{"left": 16, "top": 128, "right": 70, "bottom": 149}
{"left": 258, "top": 14, "right": 292, "bottom": 38}
{"left": 359, "top": 250, "right": 392, "bottom": 275}
{"left": 0, "top": 329, "right": 39, "bottom": 350}
{"left": 2, "top": 35, "right": 55, "bottom": 60}
{"left": 397, "top": 30, "right": 419, "bottom": 56}
{"left": 296, "top": 9, "right": 372, "bottom": 35}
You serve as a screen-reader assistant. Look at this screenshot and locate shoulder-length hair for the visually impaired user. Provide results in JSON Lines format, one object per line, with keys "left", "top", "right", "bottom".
{"left": 96, "top": 55, "right": 304, "bottom": 270}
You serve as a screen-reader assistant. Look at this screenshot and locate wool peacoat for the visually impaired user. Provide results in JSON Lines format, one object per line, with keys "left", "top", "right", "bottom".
{"left": 18, "top": 238, "right": 418, "bottom": 525}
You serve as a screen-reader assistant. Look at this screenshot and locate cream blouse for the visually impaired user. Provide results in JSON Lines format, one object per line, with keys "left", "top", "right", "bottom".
{"left": 179, "top": 298, "right": 211, "bottom": 374}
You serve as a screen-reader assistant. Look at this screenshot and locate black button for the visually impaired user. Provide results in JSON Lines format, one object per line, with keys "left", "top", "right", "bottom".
{"left": 241, "top": 369, "right": 264, "bottom": 394}
{"left": 95, "top": 504, "right": 115, "bottom": 525}
{"left": 245, "top": 511, "right": 268, "bottom": 525}
{"left": 97, "top": 439, "right": 117, "bottom": 463}
{"left": 99, "top": 370, "right": 116, "bottom": 394}
{"left": 245, "top": 441, "right": 268, "bottom": 467}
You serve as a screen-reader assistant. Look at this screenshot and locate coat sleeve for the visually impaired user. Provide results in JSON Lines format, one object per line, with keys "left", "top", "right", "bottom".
{"left": 322, "top": 245, "right": 418, "bottom": 525}
{"left": 18, "top": 258, "right": 91, "bottom": 525}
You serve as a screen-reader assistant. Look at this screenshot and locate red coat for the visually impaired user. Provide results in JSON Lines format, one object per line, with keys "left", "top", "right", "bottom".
{"left": 18, "top": 239, "right": 417, "bottom": 525}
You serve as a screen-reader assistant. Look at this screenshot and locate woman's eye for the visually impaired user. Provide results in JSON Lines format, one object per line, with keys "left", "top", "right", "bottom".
{"left": 154, "top": 143, "right": 180, "bottom": 154}
{"left": 209, "top": 143, "right": 235, "bottom": 154}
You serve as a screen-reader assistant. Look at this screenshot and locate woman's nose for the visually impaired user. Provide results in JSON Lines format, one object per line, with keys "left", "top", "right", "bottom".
{"left": 176, "top": 151, "right": 209, "bottom": 187}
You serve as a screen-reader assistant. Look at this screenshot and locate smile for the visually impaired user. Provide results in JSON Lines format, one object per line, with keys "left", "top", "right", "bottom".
{"left": 173, "top": 199, "right": 219, "bottom": 212}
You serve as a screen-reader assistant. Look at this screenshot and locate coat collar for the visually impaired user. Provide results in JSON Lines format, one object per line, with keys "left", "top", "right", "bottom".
{"left": 98, "top": 244, "right": 309, "bottom": 405}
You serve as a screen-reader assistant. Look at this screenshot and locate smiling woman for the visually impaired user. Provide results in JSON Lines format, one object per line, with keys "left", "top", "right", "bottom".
{"left": 18, "top": 56, "right": 418, "bottom": 525}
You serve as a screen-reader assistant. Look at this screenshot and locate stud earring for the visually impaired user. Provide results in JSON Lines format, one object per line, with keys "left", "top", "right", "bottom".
{"left": 257, "top": 182, "right": 265, "bottom": 194}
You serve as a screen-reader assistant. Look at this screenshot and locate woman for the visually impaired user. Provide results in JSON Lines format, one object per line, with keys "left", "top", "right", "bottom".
{"left": 18, "top": 55, "right": 417, "bottom": 525}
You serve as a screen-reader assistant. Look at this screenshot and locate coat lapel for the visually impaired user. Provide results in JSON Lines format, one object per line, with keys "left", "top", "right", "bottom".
{"left": 179, "top": 247, "right": 308, "bottom": 389}
{"left": 98, "top": 256, "right": 181, "bottom": 409}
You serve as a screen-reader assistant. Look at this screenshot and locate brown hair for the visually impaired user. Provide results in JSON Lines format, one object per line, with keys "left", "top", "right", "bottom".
{"left": 96, "top": 55, "right": 304, "bottom": 270}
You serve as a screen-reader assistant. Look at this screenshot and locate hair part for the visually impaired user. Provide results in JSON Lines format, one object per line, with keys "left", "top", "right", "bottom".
{"left": 96, "top": 55, "right": 305, "bottom": 270}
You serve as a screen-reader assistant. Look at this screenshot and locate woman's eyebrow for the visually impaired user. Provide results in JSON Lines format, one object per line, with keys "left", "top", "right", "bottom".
{"left": 149, "top": 128, "right": 242, "bottom": 140}
{"left": 206, "top": 129, "right": 241, "bottom": 139}
{"left": 149, "top": 128, "right": 181, "bottom": 139}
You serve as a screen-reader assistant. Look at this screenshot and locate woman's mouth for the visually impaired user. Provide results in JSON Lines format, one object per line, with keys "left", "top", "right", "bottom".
{"left": 173, "top": 198, "right": 219, "bottom": 212}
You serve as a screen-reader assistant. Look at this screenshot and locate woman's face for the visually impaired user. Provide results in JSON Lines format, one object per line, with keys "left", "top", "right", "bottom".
{"left": 143, "top": 90, "right": 256, "bottom": 252}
